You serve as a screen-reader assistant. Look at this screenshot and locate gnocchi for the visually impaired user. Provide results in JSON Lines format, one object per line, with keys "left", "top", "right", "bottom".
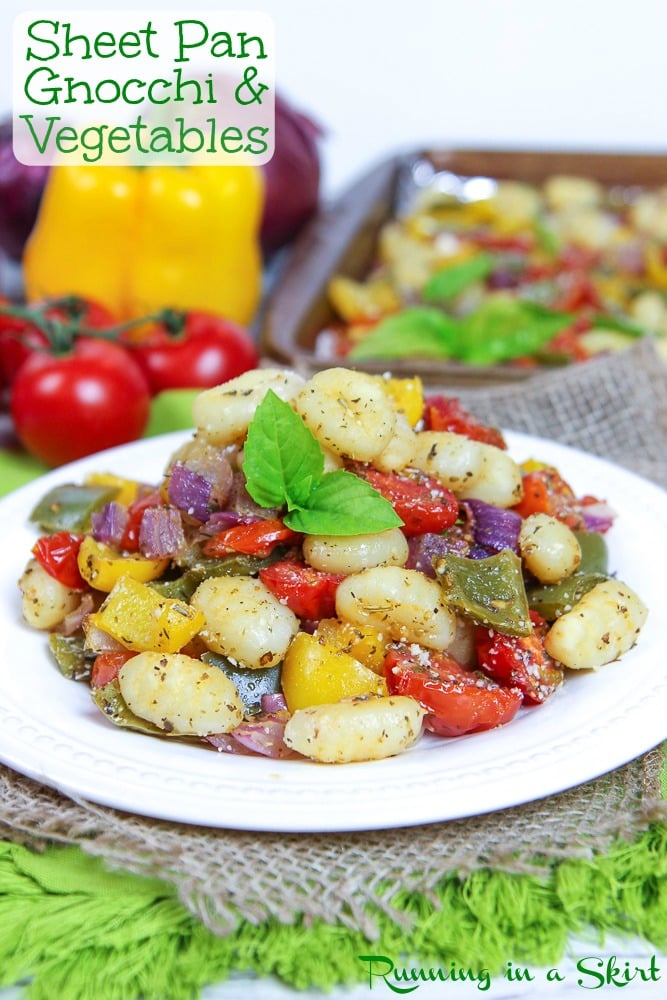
{"left": 544, "top": 580, "right": 648, "bottom": 671}
{"left": 283, "top": 695, "right": 425, "bottom": 763}
{"left": 20, "top": 363, "right": 648, "bottom": 769}
{"left": 118, "top": 652, "right": 244, "bottom": 735}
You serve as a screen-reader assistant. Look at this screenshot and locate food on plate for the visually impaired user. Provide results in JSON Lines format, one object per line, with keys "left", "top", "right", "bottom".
{"left": 17, "top": 367, "right": 648, "bottom": 763}
{"left": 315, "top": 173, "right": 667, "bottom": 367}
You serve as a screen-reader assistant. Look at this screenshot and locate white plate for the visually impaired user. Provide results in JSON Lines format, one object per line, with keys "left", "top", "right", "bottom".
{"left": 0, "top": 431, "right": 665, "bottom": 832}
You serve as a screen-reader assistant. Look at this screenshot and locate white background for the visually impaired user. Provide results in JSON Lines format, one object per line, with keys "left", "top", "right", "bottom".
{"left": 3, "top": 0, "right": 667, "bottom": 196}
{"left": 2, "top": 2, "right": 666, "bottom": 996}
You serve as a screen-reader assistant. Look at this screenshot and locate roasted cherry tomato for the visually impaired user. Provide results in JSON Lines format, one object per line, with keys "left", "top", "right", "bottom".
{"left": 351, "top": 466, "right": 459, "bottom": 536}
{"left": 121, "top": 309, "right": 259, "bottom": 394}
{"left": 423, "top": 395, "right": 507, "bottom": 449}
{"left": 384, "top": 644, "right": 522, "bottom": 737}
{"left": 90, "top": 651, "right": 135, "bottom": 689}
{"left": 512, "top": 466, "right": 584, "bottom": 529}
{"left": 32, "top": 531, "right": 86, "bottom": 590}
{"left": 474, "top": 611, "right": 563, "bottom": 705}
{"left": 259, "top": 560, "right": 344, "bottom": 620}
{"left": 203, "top": 518, "right": 301, "bottom": 558}
{"left": 10, "top": 337, "right": 150, "bottom": 467}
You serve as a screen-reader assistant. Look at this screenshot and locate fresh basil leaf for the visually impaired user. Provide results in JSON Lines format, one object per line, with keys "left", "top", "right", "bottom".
{"left": 285, "top": 469, "right": 402, "bottom": 536}
{"left": 348, "top": 307, "right": 458, "bottom": 361}
{"left": 423, "top": 253, "right": 493, "bottom": 303}
{"left": 244, "top": 390, "right": 324, "bottom": 509}
{"left": 533, "top": 215, "right": 560, "bottom": 256}
{"left": 456, "top": 299, "right": 573, "bottom": 365}
{"left": 590, "top": 314, "right": 645, "bottom": 338}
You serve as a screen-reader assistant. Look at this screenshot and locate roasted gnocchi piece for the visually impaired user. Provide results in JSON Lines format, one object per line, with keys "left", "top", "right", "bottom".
{"left": 19, "top": 559, "right": 81, "bottom": 630}
{"left": 294, "top": 368, "right": 396, "bottom": 462}
{"left": 283, "top": 695, "right": 425, "bottom": 763}
{"left": 193, "top": 369, "right": 306, "bottom": 447}
{"left": 544, "top": 580, "right": 648, "bottom": 670}
{"left": 519, "top": 513, "right": 582, "bottom": 584}
{"left": 335, "top": 566, "right": 457, "bottom": 650}
{"left": 118, "top": 652, "right": 244, "bottom": 735}
{"left": 303, "top": 528, "right": 409, "bottom": 575}
{"left": 191, "top": 577, "right": 299, "bottom": 669}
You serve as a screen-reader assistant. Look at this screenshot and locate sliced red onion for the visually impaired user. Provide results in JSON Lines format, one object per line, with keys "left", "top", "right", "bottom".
{"left": 59, "top": 592, "right": 95, "bottom": 636}
{"left": 206, "top": 733, "right": 258, "bottom": 755}
{"left": 91, "top": 501, "right": 129, "bottom": 547}
{"left": 581, "top": 500, "right": 616, "bottom": 534}
{"left": 406, "top": 529, "right": 471, "bottom": 577}
{"left": 464, "top": 499, "right": 522, "bottom": 554}
{"left": 229, "top": 712, "right": 294, "bottom": 759}
{"left": 139, "top": 505, "right": 186, "bottom": 558}
{"left": 84, "top": 621, "right": 126, "bottom": 654}
{"left": 261, "top": 693, "right": 288, "bottom": 714}
{"left": 199, "top": 509, "right": 263, "bottom": 536}
{"left": 168, "top": 463, "right": 212, "bottom": 523}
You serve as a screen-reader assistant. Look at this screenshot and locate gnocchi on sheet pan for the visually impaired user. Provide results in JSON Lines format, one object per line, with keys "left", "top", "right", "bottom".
{"left": 19, "top": 367, "right": 648, "bottom": 764}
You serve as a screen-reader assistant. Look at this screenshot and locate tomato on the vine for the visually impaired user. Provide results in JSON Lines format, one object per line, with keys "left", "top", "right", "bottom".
{"left": 0, "top": 296, "right": 116, "bottom": 389}
{"left": 10, "top": 337, "right": 151, "bottom": 467}
{"left": 384, "top": 643, "right": 522, "bottom": 737}
{"left": 121, "top": 309, "right": 259, "bottom": 394}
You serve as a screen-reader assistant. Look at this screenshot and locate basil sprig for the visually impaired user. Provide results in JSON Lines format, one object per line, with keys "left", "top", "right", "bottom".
{"left": 243, "top": 391, "right": 402, "bottom": 536}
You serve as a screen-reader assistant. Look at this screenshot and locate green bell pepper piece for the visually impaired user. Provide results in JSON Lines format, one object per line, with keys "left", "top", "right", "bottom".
{"left": 527, "top": 531, "right": 609, "bottom": 621}
{"left": 30, "top": 483, "right": 118, "bottom": 533}
{"left": 434, "top": 549, "right": 533, "bottom": 636}
{"left": 201, "top": 652, "right": 282, "bottom": 716}
{"left": 48, "top": 633, "right": 91, "bottom": 682}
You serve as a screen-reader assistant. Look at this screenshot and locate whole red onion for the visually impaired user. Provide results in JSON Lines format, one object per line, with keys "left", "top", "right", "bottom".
{"left": 260, "top": 93, "right": 323, "bottom": 255}
{"left": 0, "top": 119, "right": 49, "bottom": 261}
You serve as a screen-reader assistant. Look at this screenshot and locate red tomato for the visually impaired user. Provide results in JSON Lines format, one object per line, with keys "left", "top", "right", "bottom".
{"left": 474, "top": 611, "right": 563, "bottom": 705}
{"left": 10, "top": 338, "right": 151, "bottom": 467}
{"left": 352, "top": 467, "right": 459, "bottom": 536}
{"left": 0, "top": 296, "right": 116, "bottom": 389}
{"left": 203, "top": 518, "right": 301, "bottom": 558}
{"left": 384, "top": 644, "right": 522, "bottom": 737}
{"left": 259, "top": 560, "right": 344, "bottom": 620}
{"left": 32, "top": 531, "right": 86, "bottom": 590}
{"left": 512, "top": 467, "right": 584, "bottom": 530}
{"left": 121, "top": 310, "right": 259, "bottom": 394}
{"left": 423, "top": 395, "right": 507, "bottom": 449}
{"left": 90, "top": 651, "right": 135, "bottom": 689}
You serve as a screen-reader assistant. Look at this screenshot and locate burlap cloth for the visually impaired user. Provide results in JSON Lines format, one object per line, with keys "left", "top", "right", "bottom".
{"left": 1, "top": 338, "right": 666, "bottom": 940}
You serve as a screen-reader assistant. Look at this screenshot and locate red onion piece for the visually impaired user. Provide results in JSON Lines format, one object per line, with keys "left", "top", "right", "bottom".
{"left": 260, "top": 693, "right": 288, "bottom": 714}
{"left": 199, "top": 510, "right": 263, "bottom": 536}
{"left": 581, "top": 500, "right": 616, "bottom": 534}
{"left": 167, "top": 463, "right": 212, "bottom": 523}
{"left": 225, "top": 712, "right": 294, "bottom": 759}
{"left": 260, "top": 93, "right": 323, "bottom": 255}
{"left": 464, "top": 499, "right": 522, "bottom": 554}
{"left": 84, "top": 621, "right": 126, "bottom": 654}
{"left": 406, "top": 529, "right": 471, "bottom": 576}
{"left": 206, "top": 733, "right": 258, "bottom": 755}
{"left": 59, "top": 592, "right": 95, "bottom": 636}
{"left": 91, "top": 502, "right": 129, "bottom": 547}
{"left": 139, "top": 505, "right": 185, "bottom": 558}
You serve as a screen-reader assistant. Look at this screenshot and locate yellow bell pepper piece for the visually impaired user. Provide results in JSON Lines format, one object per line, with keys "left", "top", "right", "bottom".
{"left": 314, "top": 619, "right": 387, "bottom": 675}
{"left": 377, "top": 376, "right": 424, "bottom": 427}
{"left": 281, "top": 632, "right": 387, "bottom": 713}
{"left": 23, "top": 163, "right": 263, "bottom": 325}
{"left": 645, "top": 244, "right": 667, "bottom": 290}
{"left": 77, "top": 536, "right": 168, "bottom": 593}
{"left": 83, "top": 473, "right": 141, "bottom": 507}
{"left": 89, "top": 576, "right": 205, "bottom": 654}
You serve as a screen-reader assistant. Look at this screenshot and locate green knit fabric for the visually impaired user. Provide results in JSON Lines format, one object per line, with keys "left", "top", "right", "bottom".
{"left": 0, "top": 827, "right": 665, "bottom": 999}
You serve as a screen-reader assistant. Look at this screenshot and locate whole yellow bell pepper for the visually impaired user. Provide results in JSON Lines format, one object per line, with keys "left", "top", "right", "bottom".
{"left": 22, "top": 164, "right": 264, "bottom": 324}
